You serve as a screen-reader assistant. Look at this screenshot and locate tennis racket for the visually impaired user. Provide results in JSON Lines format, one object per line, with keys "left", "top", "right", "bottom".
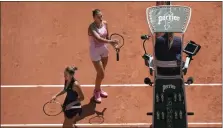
{"left": 43, "top": 99, "right": 63, "bottom": 116}
{"left": 110, "top": 33, "right": 124, "bottom": 61}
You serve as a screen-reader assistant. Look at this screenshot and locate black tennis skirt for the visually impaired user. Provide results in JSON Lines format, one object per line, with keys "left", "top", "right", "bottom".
{"left": 63, "top": 102, "right": 82, "bottom": 119}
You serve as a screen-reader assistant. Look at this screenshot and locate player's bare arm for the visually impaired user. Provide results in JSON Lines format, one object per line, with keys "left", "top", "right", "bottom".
{"left": 73, "top": 81, "right": 85, "bottom": 102}
{"left": 52, "top": 90, "right": 66, "bottom": 100}
{"left": 103, "top": 21, "right": 119, "bottom": 49}
{"left": 103, "top": 21, "right": 109, "bottom": 39}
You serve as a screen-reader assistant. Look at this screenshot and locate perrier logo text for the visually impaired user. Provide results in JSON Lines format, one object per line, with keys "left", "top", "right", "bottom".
{"left": 158, "top": 11, "right": 180, "bottom": 30}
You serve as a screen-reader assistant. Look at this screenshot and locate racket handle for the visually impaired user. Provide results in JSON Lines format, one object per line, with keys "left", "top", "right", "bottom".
{"left": 116, "top": 52, "right": 119, "bottom": 61}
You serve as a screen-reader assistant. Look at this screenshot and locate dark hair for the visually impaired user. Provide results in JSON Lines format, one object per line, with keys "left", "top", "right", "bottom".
{"left": 64, "top": 66, "right": 78, "bottom": 75}
{"left": 92, "top": 9, "right": 101, "bottom": 17}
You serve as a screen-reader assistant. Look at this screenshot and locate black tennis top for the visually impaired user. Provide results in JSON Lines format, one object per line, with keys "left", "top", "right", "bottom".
{"left": 63, "top": 77, "right": 80, "bottom": 106}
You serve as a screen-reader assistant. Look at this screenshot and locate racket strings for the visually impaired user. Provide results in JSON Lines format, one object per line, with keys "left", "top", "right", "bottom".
{"left": 110, "top": 35, "right": 124, "bottom": 48}
{"left": 109, "top": 33, "right": 124, "bottom": 61}
{"left": 43, "top": 101, "right": 63, "bottom": 116}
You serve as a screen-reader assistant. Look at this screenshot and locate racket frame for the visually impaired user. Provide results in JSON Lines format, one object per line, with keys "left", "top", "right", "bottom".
{"left": 109, "top": 33, "right": 124, "bottom": 61}
{"left": 43, "top": 100, "right": 63, "bottom": 116}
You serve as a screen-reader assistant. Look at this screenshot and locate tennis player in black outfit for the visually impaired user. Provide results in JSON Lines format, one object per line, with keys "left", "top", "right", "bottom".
{"left": 52, "top": 66, "right": 84, "bottom": 128}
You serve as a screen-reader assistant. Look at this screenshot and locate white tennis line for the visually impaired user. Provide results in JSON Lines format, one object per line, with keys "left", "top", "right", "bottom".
{"left": 1, "top": 83, "right": 222, "bottom": 88}
{"left": 1, "top": 122, "right": 222, "bottom": 127}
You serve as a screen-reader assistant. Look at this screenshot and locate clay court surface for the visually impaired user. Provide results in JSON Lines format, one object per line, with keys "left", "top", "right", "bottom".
{"left": 1, "top": 1, "right": 222, "bottom": 128}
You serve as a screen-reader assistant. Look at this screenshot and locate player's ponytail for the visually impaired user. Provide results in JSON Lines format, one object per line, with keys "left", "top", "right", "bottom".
{"left": 65, "top": 66, "right": 78, "bottom": 76}
{"left": 71, "top": 66, "right": 78, "bottom": 71}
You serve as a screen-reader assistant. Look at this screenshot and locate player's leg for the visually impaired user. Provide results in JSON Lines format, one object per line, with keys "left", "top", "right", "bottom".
{"left": 100, "top": 47, "right": 109, "bottom": 98}
{"left": 101, "top": 57, "right": 108, "bottom": 69}
{"left": 100, "top": 46, "right": 109, "bottom": 70}
{"left": 92, "top": 60, "right": 105, "bottom": 103}
{"left": 63, "top": 113, "right": 75, "bottom": 128}
{"left": 90, "top": 47, "right": 105, "bottom": 103}
{"left": 63, "top": 108, "right": 82, "bottom": 128}
{"left": 72, "top": 108, "right": 82, "bottom": 128}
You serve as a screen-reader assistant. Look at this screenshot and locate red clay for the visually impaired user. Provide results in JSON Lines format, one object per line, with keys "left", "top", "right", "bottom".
{"left": 1, "top": 2, "right": 222, "bottom": 85}
{"left": 1, "top": 86, "right": 222, "bottom": 124}
{"left": 1, "top": 1, "right": 222, "bottom": 127}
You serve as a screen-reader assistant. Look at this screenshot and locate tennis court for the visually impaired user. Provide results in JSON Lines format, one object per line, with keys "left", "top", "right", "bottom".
{"left": 1, "top": 1, "right": 222, "bottom": 128}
